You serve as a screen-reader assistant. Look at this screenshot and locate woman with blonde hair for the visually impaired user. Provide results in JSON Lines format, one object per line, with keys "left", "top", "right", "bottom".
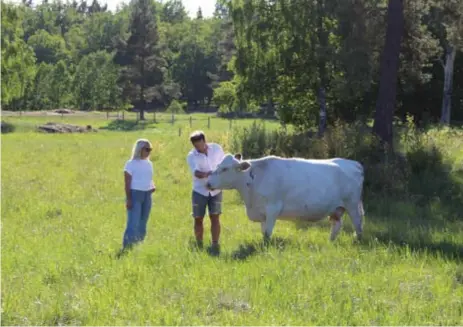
{"left": 121, "top": 138, "right": 156, "bottom": 251}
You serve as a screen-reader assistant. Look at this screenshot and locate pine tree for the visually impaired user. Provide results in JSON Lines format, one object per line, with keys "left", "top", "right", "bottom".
{"left": 196, "top": 7, "right": 203, "bottom": 19}
{"left": 114, "top": 0, "right": 166, "bottom": 120}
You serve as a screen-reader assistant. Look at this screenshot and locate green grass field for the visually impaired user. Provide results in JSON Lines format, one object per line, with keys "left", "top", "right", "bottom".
{"left": 2, "top": 114, "right": 463, "bottom": 325}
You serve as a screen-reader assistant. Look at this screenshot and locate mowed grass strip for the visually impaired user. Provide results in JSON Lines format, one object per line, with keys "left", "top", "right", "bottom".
{"left": 1, "top": 116, "right": 462, "bottom": 325}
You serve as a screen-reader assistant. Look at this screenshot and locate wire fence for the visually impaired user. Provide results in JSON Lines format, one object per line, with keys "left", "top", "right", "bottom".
{"left": 1, "top": 110, "right": 278, "bottom": 135}
{"left": 2, "top": 110, "right": 251, "bottom": 127}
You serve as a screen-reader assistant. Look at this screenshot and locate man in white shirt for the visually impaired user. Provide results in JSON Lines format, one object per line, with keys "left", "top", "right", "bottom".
{"left": 186, "top": 130, "right": 225, "bottom": 252}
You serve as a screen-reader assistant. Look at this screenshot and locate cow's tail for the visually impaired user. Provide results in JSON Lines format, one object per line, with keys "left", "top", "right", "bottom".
{"left": 357, "top": 161, "right": 365, "bottom": 217}
{"left": 356, "top": 160, "right": 365, "bottom": 182}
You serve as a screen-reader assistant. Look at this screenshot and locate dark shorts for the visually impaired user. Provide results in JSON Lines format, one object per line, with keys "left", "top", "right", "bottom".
{"left": 191, "top": 190, "right": 222, "bottom": 218}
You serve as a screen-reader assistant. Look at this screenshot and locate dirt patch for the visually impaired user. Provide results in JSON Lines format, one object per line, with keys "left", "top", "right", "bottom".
{"left": 37, "top": 122, "right": 97, "bottom": 133}
{"left": 53, "top": 109, "right": 75, "bottom": 114}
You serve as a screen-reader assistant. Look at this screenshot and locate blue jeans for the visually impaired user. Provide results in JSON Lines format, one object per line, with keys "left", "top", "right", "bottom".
{"left": 123, "top": 189, "right": 152, "bottom": 249}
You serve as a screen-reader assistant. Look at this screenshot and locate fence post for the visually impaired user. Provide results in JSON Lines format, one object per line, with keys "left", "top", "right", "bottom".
{"left": 229, "top": 119, "right": 232, "bottom": 130}
{"left": 153, "top": 111, "right": 156, "bottom": 122}
{"left": 122, "top": 111, "right": 125, "bottom": 120}
{"left": 106, "top": 111, "right": 109, "bottom": 119}
{"left": 171, "top": 112, "right": 175, "bottom": 125}
{"left": 179, "top": 127, "right": 182, "bottom": 136}
{"left": 208, "top": 117, "right": 211, "bottom": 129}
{"left": 189, "top": 116, "right": 192, "bottom": 128}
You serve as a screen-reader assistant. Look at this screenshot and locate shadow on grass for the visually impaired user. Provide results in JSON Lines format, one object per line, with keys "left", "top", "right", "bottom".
{"left": 360, "top": 200, "right": 463, "bottom": 262}
{"left": 306, "top": 142, "right": 463, "bottom": 262}
{"left": 100, "top": 119, "right": 156, "bottom": 131}
{"left": 227, "top": 237, "right": 292, "bottom": 261}
{"left": 362, "top": 145, "right": 463, "bottom": 262}
{"left": 365, "top": 231, "right": 463, "bottom": 262}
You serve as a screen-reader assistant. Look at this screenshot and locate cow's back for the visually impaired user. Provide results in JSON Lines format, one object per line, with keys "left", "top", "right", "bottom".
{"left": 251, "top": 156, "right": 344, "bottom": 200}
{"left": 249, "top": 156, "right": 363, "bottom": 220}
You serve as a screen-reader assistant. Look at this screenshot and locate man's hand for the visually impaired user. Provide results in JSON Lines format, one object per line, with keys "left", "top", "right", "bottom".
{"left": 194, "top": 170, "right": 211, "bottom": 179}
{"left": 151, "top": 187, "right": 156, "bottom": 193}
{"left": 126, "top": 199, "right": 133, "bottom": 210}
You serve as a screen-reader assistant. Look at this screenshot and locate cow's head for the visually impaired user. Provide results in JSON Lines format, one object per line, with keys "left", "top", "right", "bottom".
{"left": 206, "top": 153, "right": 251, "bottom": 190}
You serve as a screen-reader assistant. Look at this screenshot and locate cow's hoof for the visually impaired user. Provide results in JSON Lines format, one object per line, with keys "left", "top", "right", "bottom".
{"left": 263, "top": 235, "right": 271, "bottom": 247}
{"left": 352, "top": 233, "right": 363, "bottom": 244}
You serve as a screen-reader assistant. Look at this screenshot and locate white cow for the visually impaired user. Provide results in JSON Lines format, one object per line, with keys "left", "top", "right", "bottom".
{"left": 206, "top": 153, "right": 365, "bottom": 241}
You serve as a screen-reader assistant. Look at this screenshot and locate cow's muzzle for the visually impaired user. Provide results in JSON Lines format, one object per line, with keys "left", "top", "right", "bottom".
{"left": 206, "top": 182, "right": 215, "bottom": 190}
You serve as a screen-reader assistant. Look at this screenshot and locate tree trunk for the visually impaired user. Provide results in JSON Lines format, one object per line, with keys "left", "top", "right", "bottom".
{"left": 267, "top": 98, "right": 275, "bottom": 116}
{"left": 139, "top": 87, "right": 146, "bottom": 121}
{"left": 140, "top": 58, "right": 146, "bottom": 120}
{"left": 317, "top": 0, "right": 328, "bottom": 137}
{"left": 372, "top": 0, "right": 404, "bottom": 147}
{"left": 318, "top": 87, "right": 327, "bottom": 137}
{"left": 440, "top": 45, "right": 456, "bottom": 125}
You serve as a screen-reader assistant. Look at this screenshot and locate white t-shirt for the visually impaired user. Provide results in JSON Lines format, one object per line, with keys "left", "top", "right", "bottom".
{"left": 124, "top": 159, "right": 155, "bottom": 191}
{"left": 186, "top": 143, "right": 225, "bottom": 197}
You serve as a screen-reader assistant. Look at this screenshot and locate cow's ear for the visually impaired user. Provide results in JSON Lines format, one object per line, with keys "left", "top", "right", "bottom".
{"left": 237, "top": 161, "right": 251, "bottom": 171}
{"left": 234, "top": 153, "right": 242, "bottom": 161}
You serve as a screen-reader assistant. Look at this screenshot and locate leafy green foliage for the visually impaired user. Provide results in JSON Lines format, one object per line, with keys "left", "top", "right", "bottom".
{"left": 74, "top": 51, "right": 126, "bottom": 110}
{"left": 213, "top": 80, "right": 237, "bottom": 112}
{"left": 1, "top": 2, "right": 36, "bottom": 109}
{"left": 165, "top": 99, "right": 185, "bottom": 113}
{"left": 1, "top": 0, "right": 462, "bottom": 126}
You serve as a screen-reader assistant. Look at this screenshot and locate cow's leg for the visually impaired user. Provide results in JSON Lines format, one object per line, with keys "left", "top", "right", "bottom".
{"left": 260, "top": 221, "right": 266, "bottom": 235}
{"left": 329, "top": 206, "right": 345, "bottom": 241}
{"left": 346, "top": 201, "right": 364, "bottom": 240}
{"left": 263, "top": 202, "right": 282, "bottom": 241}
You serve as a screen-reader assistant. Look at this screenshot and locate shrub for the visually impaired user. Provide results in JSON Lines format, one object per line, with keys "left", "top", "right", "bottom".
{"left": 1, "top": 121, "right": 15, "bottom": 134}
{"left": 166, "top": 100, "right": 185, "bottom": 114}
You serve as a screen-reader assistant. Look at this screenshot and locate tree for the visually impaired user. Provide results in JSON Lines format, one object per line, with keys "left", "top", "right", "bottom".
{"left": 214, "top": 0, "right": 235, "bottom": 83}
{"left": 372, "top": 0, "right": 404, "bottom": 147}
{"left": 30, "top": 62, "right": 55, "bottom": 109}
{"left": 212, "top": 80, "right": 237, "bottom": 112}
{"left": 160, "top": 0, "right": 187, "bottom": 24}
{"left": 50, "top": 59, "right": 73, "bottom": 107}
{"left": 196, "top": 7, "right": 203, "bottom": 20}
{"left": 27, "top": 29, "right": 70, "bottom": 64}
{"left": 74, "top": 51, "right": 124, "bottom": 110}
{"left": 114, "top": 0, "right": 169, "bottom": 120}
{"left": 428, "top": 0, "right": 463, "bottom": 124}
{"left": 1, "top": 2, "right": 36, "bottom": 109}
{"left": 170, "top": 18, "right": 220, "bottom": 107}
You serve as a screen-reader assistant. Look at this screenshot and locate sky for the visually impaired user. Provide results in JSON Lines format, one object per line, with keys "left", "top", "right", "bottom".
{"left": 6, "top": 0, "right": 216, "bottom": 17}
{"left": 109, "top": 0, "right": 216, "bottom": 17}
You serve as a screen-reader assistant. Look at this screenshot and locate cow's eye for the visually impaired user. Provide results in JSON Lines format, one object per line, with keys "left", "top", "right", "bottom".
{"left": 222, "top": 167, "right": 228, "bottom": 172}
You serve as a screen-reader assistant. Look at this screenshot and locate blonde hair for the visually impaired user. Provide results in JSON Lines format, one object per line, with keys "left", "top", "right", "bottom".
{"left": 131, "top": 138, "right": 152, "bottom": 160}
